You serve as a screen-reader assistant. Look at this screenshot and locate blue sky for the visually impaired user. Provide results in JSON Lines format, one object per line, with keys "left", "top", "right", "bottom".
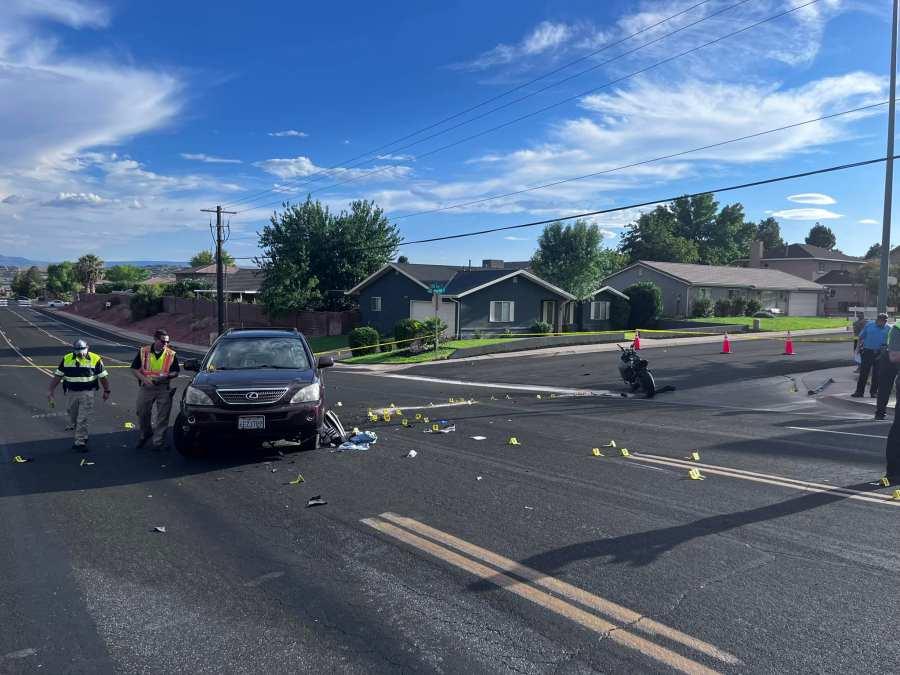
{"left": 0, "top": 0, "right": 893, "bottom": 264}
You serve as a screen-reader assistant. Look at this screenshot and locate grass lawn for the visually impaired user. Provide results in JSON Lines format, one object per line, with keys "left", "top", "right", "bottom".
{"left": 308, "top": 335, "right": 350, "bottom": 354}
{"left": 684, "top": 316, "right": 850, "bottom": 331}
{"left": 342, "top": 337, "right": 521, "bottom": 365}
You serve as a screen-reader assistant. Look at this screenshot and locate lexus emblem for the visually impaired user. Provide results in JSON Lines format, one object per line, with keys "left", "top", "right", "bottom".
{"left": 246, "top": 392, "right": 259, "bottom": 400}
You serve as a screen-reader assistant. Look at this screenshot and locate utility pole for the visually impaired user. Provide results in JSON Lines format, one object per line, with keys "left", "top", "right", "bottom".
{"left": 879, "top": 0, "right": 899, "bottom": 313}
{"left": 201, "top": 205, "right": 236, "bottom": 335}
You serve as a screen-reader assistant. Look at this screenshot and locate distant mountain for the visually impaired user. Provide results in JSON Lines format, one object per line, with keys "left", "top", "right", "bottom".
{"left": 0, "top": 255, "right": 186, "bottom": 269}
{"left": 0, "top": 255, "right": 48, "bottom": 267}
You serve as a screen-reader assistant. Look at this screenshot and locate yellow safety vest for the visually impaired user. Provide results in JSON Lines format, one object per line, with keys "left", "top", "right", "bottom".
{"left": 55, "top": 352, "right": 107, "bottom": 391}
{"left": 140, "top": 346, "right": 176, "bottom": 378}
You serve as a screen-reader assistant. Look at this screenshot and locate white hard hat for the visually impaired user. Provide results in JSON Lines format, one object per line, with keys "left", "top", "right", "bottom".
{"left": 73, "top": 338, "right": 88, "bottom": 352}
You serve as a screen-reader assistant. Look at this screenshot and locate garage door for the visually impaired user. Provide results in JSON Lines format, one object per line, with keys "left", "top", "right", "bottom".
{"left": 410, "top": 300, "right": 456, "bottom": 338}
{"left": 788, "top": 292, "right": 819, "bottom": 316}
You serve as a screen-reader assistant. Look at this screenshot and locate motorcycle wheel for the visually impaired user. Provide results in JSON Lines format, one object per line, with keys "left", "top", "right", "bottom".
{"left": 638, "top": 370, "right": 657, "bottom": 398}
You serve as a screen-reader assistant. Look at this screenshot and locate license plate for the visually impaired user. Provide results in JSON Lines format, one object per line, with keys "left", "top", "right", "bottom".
{"left": 238, "top": 415, "right": 265, "bottom": 430}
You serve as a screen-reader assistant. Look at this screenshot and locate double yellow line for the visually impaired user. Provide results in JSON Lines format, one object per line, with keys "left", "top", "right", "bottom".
{"left": 363, "top": 512, "right": 739, "bottom": 673}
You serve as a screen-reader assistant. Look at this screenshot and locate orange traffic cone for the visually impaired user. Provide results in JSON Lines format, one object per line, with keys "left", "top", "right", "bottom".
{"left": 783, "top": 331, "right": 795, "bottom": 356}
{"left": 721, "top": 332, "right": 732, "bottom": 354}
{"left": 632, "top": 330, "right": 641, "bottom": 350}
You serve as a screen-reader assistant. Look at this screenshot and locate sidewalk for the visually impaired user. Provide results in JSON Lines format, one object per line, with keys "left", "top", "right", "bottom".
{"left": 340, "top": 326, "right": 851, "bottom": 372}
{"left": 44, "top": 309, "right": 209, "bottom": 354}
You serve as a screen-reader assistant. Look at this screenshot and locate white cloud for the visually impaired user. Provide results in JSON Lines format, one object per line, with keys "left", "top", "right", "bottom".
{"left": 180, "top": 153, "right": 242, "bottom": 164}
{"left": 787, "top": 193, "right": 836, "bottom": 205}
{"left": 376, "top": 154, "right": 416, "bottom": 162}
{"left": 1, "top": 194, "right": 26, "bottom": 205}
{"left": 503, "top": 235, "right": 530, "bottom": 241}
{"left": 253, "top": 155, "right": 413, "bottom": 182}
{"left": 268, "top": 129, "right": 308, "bottom": 138}
{"left": 859, "top": 218, "right": 879, "bottom": 224}
{"left": 771, "top": 208, "right": 843, "bottom": 220}
{"left": 454, "top": 21, "right": 572, "bottom": 71}
{"left": 42, "top": 191, "right": 111, "bottom": 207}
{"left": 6, "top": 0, "right": 111, "bottom": 29}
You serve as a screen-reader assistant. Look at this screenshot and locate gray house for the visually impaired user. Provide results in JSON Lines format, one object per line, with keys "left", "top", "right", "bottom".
{"left": 603, "top": 260, "right": 825, "bottom": 317}
{"left": 347, "top": 261, "right": 575, "bottom": 337}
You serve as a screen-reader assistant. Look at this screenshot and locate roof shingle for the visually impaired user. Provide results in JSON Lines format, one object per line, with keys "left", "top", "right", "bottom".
{"left": 634, "top": 261, "right": 824, "bottom": 290}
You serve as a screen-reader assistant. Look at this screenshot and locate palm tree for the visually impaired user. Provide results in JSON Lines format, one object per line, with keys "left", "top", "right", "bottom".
{"left": 75, "top": 254, "right": 104, "bottom": 294}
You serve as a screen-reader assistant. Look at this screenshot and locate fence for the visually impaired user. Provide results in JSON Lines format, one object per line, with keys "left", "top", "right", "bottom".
{"left": 161, "top": 296, "right": 357, "bottom": 336}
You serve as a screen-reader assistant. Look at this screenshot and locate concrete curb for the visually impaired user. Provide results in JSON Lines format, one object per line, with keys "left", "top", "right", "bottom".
{"left": 42, "top": 309, "right": 209, "bottom": 354}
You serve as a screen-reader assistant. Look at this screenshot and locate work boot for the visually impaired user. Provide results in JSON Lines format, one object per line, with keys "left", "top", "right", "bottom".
{"left": 875, "top": 411, "right": 887, "bottom": 420}
{"left": 73, "top": 441, "right": 88, "bottom": 452}
{"left": 851, "top": 392, "right": 863, "bottom": 398}
{"left": 135, "top": 434, "right": 151, "bottom": 449}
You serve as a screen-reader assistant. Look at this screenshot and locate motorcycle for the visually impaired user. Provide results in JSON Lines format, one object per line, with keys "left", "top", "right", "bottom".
{"left": 618, "top": 344, "right": 657, "bottom": 398}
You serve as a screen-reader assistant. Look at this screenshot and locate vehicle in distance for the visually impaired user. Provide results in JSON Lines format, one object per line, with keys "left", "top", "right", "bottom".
{"left": 16, "top": 297, "right": 31, "bottom": 306}
{"left": 174, "top": 328, "right": 334, "bottom": 455}
{"left": 47, "top": 300, "right": 68, "bottom": 308}
{"left": 0, "top": 299, "right": 7, "bottom": 307}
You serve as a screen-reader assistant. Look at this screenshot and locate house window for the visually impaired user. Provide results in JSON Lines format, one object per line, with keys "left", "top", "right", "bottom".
{"left": 489, "top": 301, "right": 515, "bottom": 322}
{"left": 818, "top": 262, "right": 825, "bottom": 272}
{"left": 563, "top": 302, "right": 575, "bottom": 324}
{"left": 590, "top": 301, "right": 610, "bottom": 320}
{"left": 370, "top": 296, "right": 382, "bottom": 312}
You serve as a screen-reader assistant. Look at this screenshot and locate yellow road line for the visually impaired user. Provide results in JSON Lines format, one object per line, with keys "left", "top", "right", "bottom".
{"left": 379, "top": 512, "right": 739, "bottom": 666}
{"left": 8, "top": 307, "right": 132, "bottom": 364}
{"left": 0, "top": 327, "right": 52, "bottom": 377}
{"left": 629, "top": 453, "right": 897, "bottom": 506}
{"left": 363, "top": 515, "right": 728, "bottom": 674}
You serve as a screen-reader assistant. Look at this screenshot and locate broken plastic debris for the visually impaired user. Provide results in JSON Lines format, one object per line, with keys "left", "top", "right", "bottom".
{"left": 306, "top": 495, "right": 327, "bottom": 507}
{"left": 425, "top": 422, "right": 456, "bottom": 434}
{"left": 123, "top": 422, "right": 135, "bottom": 430}
{"left": 476, "top": 475, "right": 483, "bottom": 480}
{"left": 524, "top": 506, "right": 534, "bottom": 510}
{"left": 471, "top": 436, "right": 487, "bottom": 441}
{"left": 405, "top": 450, "right": 418, "bottom": 458}
{"left": 335, "top": 401, "right": 343, "bottom": 407}
{"left": 288, "top": 473, "right": 305, "bottom": 485}
{"left": 79, "top": 458, "right": 95, "bottom": 467}
{"left": 152, "top": 526, "right": 166, "bottom": 533}
{"left": 336, "top": 442, "right": 370, "bottom": 452}
{"left": 604, "top": 440, "right": 617, "bottom": 448}
{"left": 12, "top": 455, "right": 32, "bottom": 463}
{"left": 349, "top": 431, "right": 377, "bottom": 445}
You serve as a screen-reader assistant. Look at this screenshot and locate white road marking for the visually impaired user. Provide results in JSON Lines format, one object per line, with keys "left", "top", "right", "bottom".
{"left": 786, "top": 426, "right": 887, "bottom": 439}
{"left": 0, "top": 326, "right": 52, "bottom": 377}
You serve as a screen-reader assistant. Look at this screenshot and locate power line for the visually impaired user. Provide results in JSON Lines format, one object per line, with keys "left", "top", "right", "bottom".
{"left": 229, "top": 153, "right": 892, "bottom": 260}
{"left": 220, "top": 0, "right": 721, "bottom": 209}
{"left": 235, "top": 0, "right": 824, "bottom": 215}
{"left": 388, "top": 100, "right": 889, "bottom": 220}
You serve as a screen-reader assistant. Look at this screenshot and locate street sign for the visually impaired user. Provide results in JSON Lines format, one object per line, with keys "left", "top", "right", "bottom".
{"left": 429, "top": 284, "right": 446, "bottom": 294}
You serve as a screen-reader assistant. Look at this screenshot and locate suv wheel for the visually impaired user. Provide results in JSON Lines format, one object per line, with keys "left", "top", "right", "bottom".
{"left": 174, "top": 413, "right": 204, "bottom": 457}
{"left": 299, "top": 432, "right": 320, "bottom": 452}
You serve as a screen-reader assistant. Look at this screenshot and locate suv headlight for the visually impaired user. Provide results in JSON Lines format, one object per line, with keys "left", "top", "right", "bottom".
{"left": 184, "top": 385, "right": 214, "bottom": 406}
{"left": 290, "top": 382, "right": 320, "bottom": 404}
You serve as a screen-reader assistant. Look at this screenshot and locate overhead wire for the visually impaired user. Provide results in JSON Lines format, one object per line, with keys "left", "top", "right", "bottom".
{"left": 235, "top": 0, "right": 825, "bottom": 215}
{"left": 220, "top": 0, "right": 722, "bottom": 209}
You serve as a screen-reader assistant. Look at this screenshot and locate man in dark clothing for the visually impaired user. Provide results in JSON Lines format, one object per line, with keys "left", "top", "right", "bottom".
{"left": 853, "top": 314, "right": 890, "bottom": 398}
{"left": 875, "top": 348, "right": 897, "bottom": 420}
{"left": 131, "top": 329, "right": 180, "bottom": 450}
{"left": 882, "top": 323, "right": 900, "bottom": 484}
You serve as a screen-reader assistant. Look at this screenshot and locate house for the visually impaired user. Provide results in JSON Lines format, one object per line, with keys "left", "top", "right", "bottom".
{"left": 603, "top": 260, "right": 826, "bottom": 317}
{"left": 346, "top": 260, "right": 575, "bottom": 337}
{"left": 575, "top": 286, "right": 629, "bottom": 331}
{"left": 193, "top": 268, "right": 264, "bottom": 303}
{"left": 744, "top": 241, "right": 869, "bottom": 314}
{"left": 173, "top": 263, "right": 240, "bottom": 283}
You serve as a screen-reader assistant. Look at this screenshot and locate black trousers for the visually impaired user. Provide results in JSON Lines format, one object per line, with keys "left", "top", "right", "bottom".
{"left": 886, "top": 409, "right": 900, "bottom": 478}
{"left": 855, "top": 349, "right": 880, "bottom": 396}
{"left": 876, "top": 355, "right": 898, "bottom": 416}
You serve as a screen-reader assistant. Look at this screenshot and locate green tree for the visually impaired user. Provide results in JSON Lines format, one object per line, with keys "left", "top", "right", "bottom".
{"left": 164, "top": 278, "right": 211, "bottom": 299}
{"left": 532, "top": 220, "right": 618, "bottom": 299}
{"left": 755, "top": 217, "right": 785, "bottom": 252}
{"left": 805, "top": 222, "right": 836, "bottom": 250}
{"left": 857, "top": 261, "right": 900, "bottom": 307}
{"left": 45, "top": 261, "right": 81, "bottom": 299}
{"left": 103, "top": 264, "right": 149, "bottom": 290}
{"left": 11, "top": 266, "right": 44, "bottom": 298}
{"left": 190, "top": 249, "right": 234, "bottom": 268}
{"left": 619, "top": 205, "right": 700, "bottom": 263}
{"left": 623, "top": 281, "right": 662, "bottom": 329}
{"left": 75, "top": 254, "right": 104, "bottom": 294}
{"left": 865, "top": 242, "right": 881, "bottom": 259}
{"left": 129, "top": 284, "right": 164, "bottom": 320}
{"left": 257, "top": 197, "right": 401, "bottom": 315}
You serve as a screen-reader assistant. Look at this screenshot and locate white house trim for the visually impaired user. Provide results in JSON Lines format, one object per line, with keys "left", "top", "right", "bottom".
{"left": 586, "top": 285, "right": 629, "bottom": 300}
{"left": 453, "top": 269, "right": 575, "bottom": 300}
{"left": 345, "top": 263, "right": 431, "bottom": 295}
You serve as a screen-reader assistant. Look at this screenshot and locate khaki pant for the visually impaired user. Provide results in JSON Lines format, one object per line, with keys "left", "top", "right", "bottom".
{"left": 67, "top": 389, "right": 95, "bottom": 444}
{"left": 137, "top": 384, "right": 173, "bottom": 447}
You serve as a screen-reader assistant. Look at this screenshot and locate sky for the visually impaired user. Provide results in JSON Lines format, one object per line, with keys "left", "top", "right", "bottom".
{"left": 0, "top": 0, "right": 894, "bottom": 265}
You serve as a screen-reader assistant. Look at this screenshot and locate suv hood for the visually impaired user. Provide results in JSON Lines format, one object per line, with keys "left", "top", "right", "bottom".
{"left": 191, "top": 368, "right": 317, "bottom": 388}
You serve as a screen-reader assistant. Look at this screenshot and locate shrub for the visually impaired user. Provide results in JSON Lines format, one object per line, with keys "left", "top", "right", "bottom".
{"left": 420, "top": 316, "right": 448, "bottom": 341}
{"left": 530, "top": 321, "right": 553, "bottom": 335}
{"left": 164, "top": 279, "right": 211, "bottom": 299}
{"left": 745, "top": 298, "right": 762, "bottom": 316}
{"left": 713, "top": 298, "right": 731, "bottom": 317}
{"left": 691, "top": 297, "right": 712, "bottom": 318}
{"left": 730, "top": 296, "right": 747, "bottom": 317}
{"left": 623, "top": 282, "right": 662, "bottom": 329}
{"left": 609, "top": 295, "right": 630, "bottom": 330}
{"left": 348, "top": 326, "right": 380, "bottom": 356}
{"left": 393, "top": 318, "right": 423, "bottom": 346}
{"left": 129, "top": 285, "right": 163, "bottom": 321}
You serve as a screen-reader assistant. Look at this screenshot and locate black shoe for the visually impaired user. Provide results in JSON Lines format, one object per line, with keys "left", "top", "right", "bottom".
{"left": 870, "top": 393, "right": 878, "bottom": 398}
{"left": 136, "top": 435, "right": 151, "bottom": 449}
{"left": 875, "top": 411, "right": 886, "bottom": 420}
{"left": 72, "top": 442, "right": 88, "bottom": 452}
{"left": 851, "top": 392, "right": 864, "bottom": 398}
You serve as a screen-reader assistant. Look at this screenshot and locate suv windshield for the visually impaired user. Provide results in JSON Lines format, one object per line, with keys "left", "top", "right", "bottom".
{"left": 206, "top": 337, "right": 311, "bottom": 370}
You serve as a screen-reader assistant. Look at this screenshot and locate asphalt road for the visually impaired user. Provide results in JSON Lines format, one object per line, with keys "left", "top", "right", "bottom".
{"left": 1, "top": 307, "right": 898, "bottom": 673}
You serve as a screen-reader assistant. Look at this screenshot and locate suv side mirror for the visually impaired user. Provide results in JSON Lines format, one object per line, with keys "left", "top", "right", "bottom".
{"left": 183, "top": 358, "right": 200, "bottom": 372}
{"left": 318, "top": 355, "right": 335, "bottom": 369}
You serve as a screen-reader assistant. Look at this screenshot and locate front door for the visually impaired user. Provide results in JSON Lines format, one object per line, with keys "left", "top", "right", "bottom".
{"left": 541, "top": 300, "right": 556, "bottom": 329}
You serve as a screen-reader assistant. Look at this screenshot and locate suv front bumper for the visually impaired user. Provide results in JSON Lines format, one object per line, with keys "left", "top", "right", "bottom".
{"left": 181, "top": 400, "right": 324, "bottom": 439}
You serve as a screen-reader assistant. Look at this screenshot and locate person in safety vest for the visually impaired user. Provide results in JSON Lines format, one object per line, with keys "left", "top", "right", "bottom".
{"left": 48, "top": 338, "right": 111, "bottom": 451}
{"left": 131, "top": 329, "right": 179, "bottom": 450}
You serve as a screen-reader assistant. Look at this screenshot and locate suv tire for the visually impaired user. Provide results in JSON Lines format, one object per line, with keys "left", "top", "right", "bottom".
{"left": 173, "top": 413, "right": 204, "bottom": 457}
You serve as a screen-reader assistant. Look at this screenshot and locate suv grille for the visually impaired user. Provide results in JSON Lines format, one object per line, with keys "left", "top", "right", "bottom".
{"left": 216, "top": 388, "right": 289, "bottom": 405}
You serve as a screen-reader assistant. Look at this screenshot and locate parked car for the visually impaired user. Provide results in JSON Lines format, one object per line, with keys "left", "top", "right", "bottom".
{"left": 47, "top": 300, "right": 68, "bottom": 308}
{"left": 173, "top": 328, "right": 334, "bottom": 456}
{"left": 16, "top": 298, "right": 31, "bottom": 307}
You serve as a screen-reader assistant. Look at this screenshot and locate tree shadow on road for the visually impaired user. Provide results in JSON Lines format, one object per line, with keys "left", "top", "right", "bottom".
{"left": 468, "top": 481, "right": 878, "bottom": 593}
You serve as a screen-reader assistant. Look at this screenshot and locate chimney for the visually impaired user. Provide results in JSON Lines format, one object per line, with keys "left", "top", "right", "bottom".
{"left": 481, "top": 259, "right": 505, "bottom": 269}
{"left": 749, "top": 240, "right": 764, "bottom": 268}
